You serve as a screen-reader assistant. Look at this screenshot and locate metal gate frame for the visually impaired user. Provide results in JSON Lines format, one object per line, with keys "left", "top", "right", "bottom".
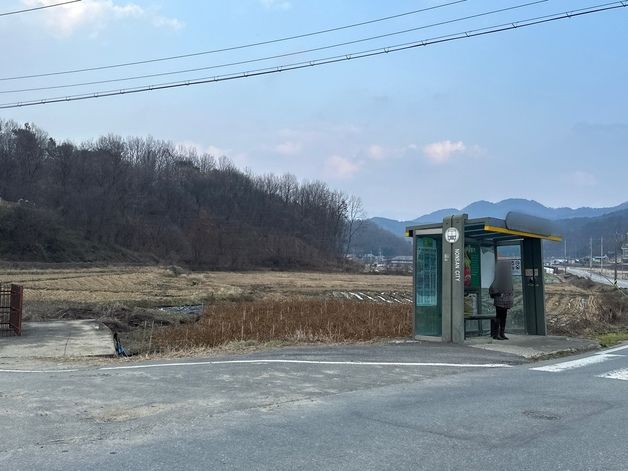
{"left": 0, "top": 284, "right": 23, "bottom": 336}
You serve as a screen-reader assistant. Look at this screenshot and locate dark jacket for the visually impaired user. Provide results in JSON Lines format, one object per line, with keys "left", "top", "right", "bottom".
{"left": 489, "top": 284, "right": 514, "bottom": 309}
{"left": 490, "top": 260, "right": 514, "bottom": 309}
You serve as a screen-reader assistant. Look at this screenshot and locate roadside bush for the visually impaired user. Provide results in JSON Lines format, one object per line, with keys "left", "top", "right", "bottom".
{"left": 150, "top": 299, "right": 412, "bottom": 351}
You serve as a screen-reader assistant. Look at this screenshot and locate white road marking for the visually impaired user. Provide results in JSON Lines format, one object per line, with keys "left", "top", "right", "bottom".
{"left": 0, "top": 360, "right": 513, "bottom": 374}
{"left": 0, "top": 368, "right": 79, "bottom": 374}
{"left": 597, "top": 368, "right": 628, "bottom": 381}
{"left": 530, "top": 354, "right": 621, "bottom": 372}
{"left": 99, "top": 359, "right": 513, "bottom": 371}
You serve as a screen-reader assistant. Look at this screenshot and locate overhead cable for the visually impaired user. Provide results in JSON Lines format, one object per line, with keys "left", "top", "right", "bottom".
{"left": 0, "top": 0, "right": 81, "bottom": 18}
{"left": 0, "top": 0, "right": 467, "bottom": 81}
{"left": 1, "top": 1, "right": 625, "bottom": 109}
{"left": 0, "top": 0, "right": 550, "bottom": 95}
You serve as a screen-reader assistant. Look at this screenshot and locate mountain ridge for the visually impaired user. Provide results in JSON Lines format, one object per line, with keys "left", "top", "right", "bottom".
{"left": 371, "top": 199, "right": 628, "bottom": 236}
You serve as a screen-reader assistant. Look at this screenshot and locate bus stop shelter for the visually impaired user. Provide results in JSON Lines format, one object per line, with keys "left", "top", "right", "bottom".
{"left": 405, "top": 212, "right": 561, "bottom": 344}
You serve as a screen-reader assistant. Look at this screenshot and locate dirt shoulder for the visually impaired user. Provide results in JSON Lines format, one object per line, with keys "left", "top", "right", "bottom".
{"left": 545, "top": 276, "right": 628, "bottom": 337}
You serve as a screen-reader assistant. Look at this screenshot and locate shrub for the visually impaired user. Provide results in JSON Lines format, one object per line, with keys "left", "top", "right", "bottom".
{"left": 151, "top": 299, "right": 412, "bottom": 351}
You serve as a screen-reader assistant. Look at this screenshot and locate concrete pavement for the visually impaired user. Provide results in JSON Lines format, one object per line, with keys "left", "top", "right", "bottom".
{"left": 0, "top": 320, "right": 115, "bottom": 358}
{"left": 469, "top": 334, "right": 599, "bottom": 359}
{"left": 1, "top": 341, "right": 627, "bottom": 470}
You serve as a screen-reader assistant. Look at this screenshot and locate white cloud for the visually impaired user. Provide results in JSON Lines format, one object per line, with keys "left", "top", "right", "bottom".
{"left": 260, "top": 0, "right": 292, "bottom": 10}
{"left": 22, "top": 0, "right": 184, "bottom": 37}
{"left": 422, "top": 140, "right": 467, "bottom": 163}
{"left": 324, "top": 155, "right": 361, "bottom": 179}
{"left": 177, "top": 141, "right": 249, "bottom": 168}
{"left": 177, "top": 141, "right": 226, "bottom": 157}
{"left": 565, "top": 170, "right": 598, "bottom": 187}
{"left": 274, "top": 141, "right": 302, "bottom": 156}
{"left": 205, "top": 145, "right": 228, "bottom": 157}
{"left": 151, "top": 15, "right": 185, "bottom": 31}
{"left": 366, "top": 141, "right": 481, "bottom": 163}
{"left": 366, "top": 144, "right": 387, "bottom": 161}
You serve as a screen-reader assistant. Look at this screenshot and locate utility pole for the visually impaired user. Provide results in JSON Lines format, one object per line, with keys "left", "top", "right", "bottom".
{"left": 590, "top": 237, "right": 593, "bottom": 270}
{"left": 624, "top": 233, "right": 628, "bottom": 280}
{"left": 601, "top": 236, "right": 604, "bottom": 275}
{"left": 615, "top": 232, "right": 619, "bottom": 285}
{"left": 564, "top": 239, "right": 567, "bottom": 274}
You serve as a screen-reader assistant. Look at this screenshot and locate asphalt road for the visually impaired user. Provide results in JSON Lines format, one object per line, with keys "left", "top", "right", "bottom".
{"left": 1, "top": 342, "right": 627, "bottom": 471}
{"left": 567, "top": 267, "right": 628, "bottom": 289}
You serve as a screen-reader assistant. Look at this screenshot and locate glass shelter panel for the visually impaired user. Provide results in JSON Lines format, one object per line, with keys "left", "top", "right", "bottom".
{"left": 463, "top": 243, "right": 483, "bottom": 335}
{"left": 467, "top": 245, "right": 496, "bottom": 335}
{"left": 414, "top": 236, "right": 441, "bottom": 337}
{"left": 497, "top": 244, "right": 526, "bottom": 334}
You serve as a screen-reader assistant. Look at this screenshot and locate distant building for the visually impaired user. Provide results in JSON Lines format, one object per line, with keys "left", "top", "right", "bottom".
{"left": 388, "top": 256, "right": 413, "bottom": 268}
{"left": 592, "top": 255, "right": 610, "bottom": 265}
{"left": 622, "top": 235, "right": 628, "bottom": 266}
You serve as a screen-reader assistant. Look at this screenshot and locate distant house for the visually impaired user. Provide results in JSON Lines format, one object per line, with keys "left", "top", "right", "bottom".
{"left": 622, "top": 236, "right": 628, "bottom": 266}
{"left": 388, "top": 256, "right": 413, "bottom": 268}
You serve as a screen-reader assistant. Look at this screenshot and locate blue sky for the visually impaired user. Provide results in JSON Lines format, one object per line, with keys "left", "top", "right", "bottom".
{"left": 1, "top": 0, "right": 627, "bottom": 219}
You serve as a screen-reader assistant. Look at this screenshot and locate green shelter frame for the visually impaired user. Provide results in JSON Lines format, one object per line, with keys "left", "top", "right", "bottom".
{"left": 406, "top": 212, "right": 561, "bottom": 344}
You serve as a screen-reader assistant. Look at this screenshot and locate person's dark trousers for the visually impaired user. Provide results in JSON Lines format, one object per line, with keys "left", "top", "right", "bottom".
{"left": 495, "top": 307, "right": 508, "bottom": 340}
{"left": 490, "top": 318, "right": 499, "bottom": 339}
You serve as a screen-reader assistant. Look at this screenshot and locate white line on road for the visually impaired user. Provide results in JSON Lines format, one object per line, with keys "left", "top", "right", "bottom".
{"left": 597, "top": 368, "right": 628, "bottom": 381}
{"left": 99, "top": 359, "right": 514, "bottom": 371}
{"left": 0, "top": 368, "right": 79, "bottom": 374}
{"left": 0, "top": 360, "right": 514, "bottom": 374}
{"left": 530, "top": 354, "right": 621, "bottom": 372}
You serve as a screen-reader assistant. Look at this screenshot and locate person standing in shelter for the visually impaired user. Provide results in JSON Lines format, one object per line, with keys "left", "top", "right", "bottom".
{"left": 489, "top": 260, "right": 514, "bottom": 340}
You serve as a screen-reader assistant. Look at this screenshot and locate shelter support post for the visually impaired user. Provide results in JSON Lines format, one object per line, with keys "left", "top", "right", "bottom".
{"left": 442, "top": 214, "right": 466, "bottom": 344}
{"left": 522, "top": 237, "right": 546, "bottom": 335}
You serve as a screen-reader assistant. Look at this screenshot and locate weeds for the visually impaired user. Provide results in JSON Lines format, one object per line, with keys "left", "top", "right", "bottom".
{"left": 597, "top": 331, "right": 628, "bottom": 347}
{"left": 148, "top": 299, "right": 412, "bottom": 353}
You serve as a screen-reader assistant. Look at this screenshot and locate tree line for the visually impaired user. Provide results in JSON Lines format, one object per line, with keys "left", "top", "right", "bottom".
{"left": 0, "top": 120, "right": 361, "bottom": 268}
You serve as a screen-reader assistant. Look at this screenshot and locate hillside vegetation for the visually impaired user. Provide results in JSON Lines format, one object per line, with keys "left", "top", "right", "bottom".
{"left": 547, "top": 209, "right": 628, "bottom": 258}
{"left": 0, "top": 120, "right": 357, "bottom": 269}
{"left": 349, "top": 220, "right": 411, "bottom": 257}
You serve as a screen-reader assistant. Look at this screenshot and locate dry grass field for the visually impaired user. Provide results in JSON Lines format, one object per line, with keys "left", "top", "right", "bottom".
{"left": 545, "top": 277, "right": 628, "bottom": 336}
{"left": 0, "top": 266, "right": 413, "bottom": 354}
{"left": 152, "top": 299, "right": 412, "bottom": 352}
{"left": 3, "top": 265, "right": 626, "bottom": 355}
{"left": 0, "top": 266, "right": 412, "bottom": 306}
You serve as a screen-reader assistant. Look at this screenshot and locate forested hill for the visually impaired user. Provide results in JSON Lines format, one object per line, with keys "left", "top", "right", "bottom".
{"left": 544, "top": 208, "right": 628, "bottom": 259}
{"left": 349, "top": 220, "right": 411, "bottom": 257}
{"left": 0, "top": 120, "right": 355, "bottom": 269}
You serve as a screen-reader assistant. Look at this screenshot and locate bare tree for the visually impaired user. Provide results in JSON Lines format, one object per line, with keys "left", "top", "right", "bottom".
{"left": 344, "top": 195, "right": 366, "bottom": 258}
{"left": 0, "top": 120, "right": 363, "bottom": 269}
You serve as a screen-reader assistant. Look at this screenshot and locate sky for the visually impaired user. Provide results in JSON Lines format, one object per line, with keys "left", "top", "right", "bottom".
{"left": 0, "top": 0, "right": 627, "bottom": 220}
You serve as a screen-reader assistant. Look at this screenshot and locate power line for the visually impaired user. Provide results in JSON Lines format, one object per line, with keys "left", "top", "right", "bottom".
{"left": 0, "top": 0, "right": 81, "bottom": 18}
{"left": 1, "top": 1, "right": 625, "bottom": 110}
{"left": 0, "top": 0, "right": 466, "bottom": 82}
{"left": 0, "top": 0, "right": 550, "bottom": 95}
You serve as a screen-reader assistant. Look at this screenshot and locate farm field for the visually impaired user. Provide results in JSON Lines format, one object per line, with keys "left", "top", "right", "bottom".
{"left": 0, "top": 266, "right": 414, "bottom": 355}
{"left": 1, "top": 265, "right": 625, "bottom": 355}
{"left": 0, "top": 266, "right": 412, "bottom": 306}
{"left": 0, "top": 266, "right": 623, "bottom": 328}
